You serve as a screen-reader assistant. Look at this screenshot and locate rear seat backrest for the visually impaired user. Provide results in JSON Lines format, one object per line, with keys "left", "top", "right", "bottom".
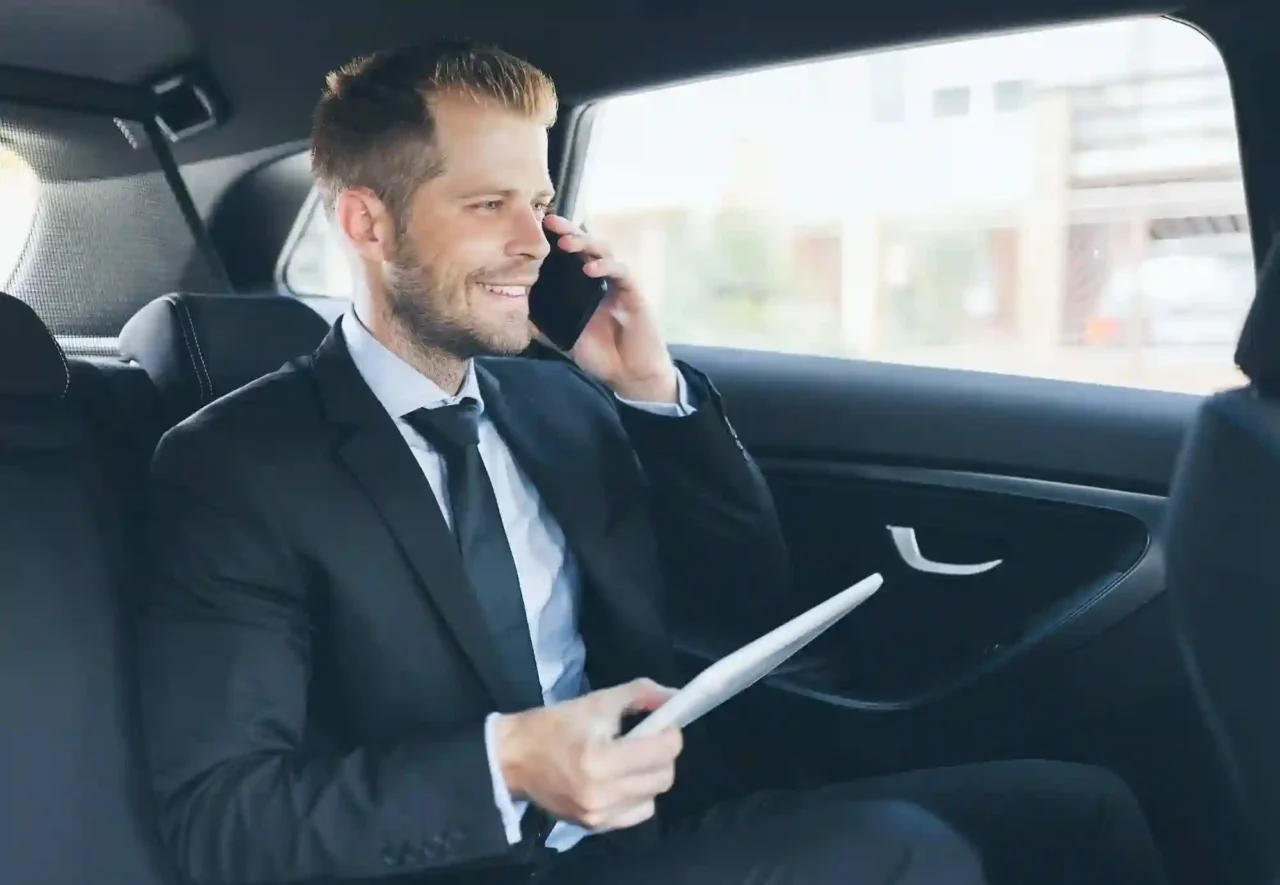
{"left": 119, "top": 292, "right": 331, "bottom": 422}
{"left": 1166, "top": 237, "right": 1280, "bottom": 880}
{"left": 1236, "top": 242, "right": 1280, "bottom": 397}
{"left": 0, "top": 292, "right": 178, "bottom": 885}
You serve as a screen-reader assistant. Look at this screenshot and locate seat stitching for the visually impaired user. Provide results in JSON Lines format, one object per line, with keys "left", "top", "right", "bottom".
{"left": 177, "top": 297, "right": 214, "bottom": 402}
{"left": 168, "top": 296, "right": 213, "bottom": 403}
{"left": 28, "top": 304, "right": 70, "bottom": 399}
{"left": 47, "top": 322, "right": 70, "bottom": 399}
{"left": 162, "top": 295, "right": 205, "bottom": 402}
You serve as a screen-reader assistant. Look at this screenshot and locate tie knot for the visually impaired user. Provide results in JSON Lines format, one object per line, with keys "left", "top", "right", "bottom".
{"left": 404, "top": 399, "right": 481, "bottom": 449}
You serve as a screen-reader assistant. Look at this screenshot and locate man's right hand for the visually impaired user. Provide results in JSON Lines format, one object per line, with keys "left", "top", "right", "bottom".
{"left": 494, "top": 678, "right": 683, "bottom": 831}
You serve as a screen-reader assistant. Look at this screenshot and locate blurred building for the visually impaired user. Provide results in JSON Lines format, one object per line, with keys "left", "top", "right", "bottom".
{"left": 579, "top": 16, "right": 1252, "bottom": 390}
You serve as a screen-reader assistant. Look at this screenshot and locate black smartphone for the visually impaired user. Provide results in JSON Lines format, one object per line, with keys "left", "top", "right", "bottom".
{"left": 528, "top": 225, "right": 609, "bottom": 351}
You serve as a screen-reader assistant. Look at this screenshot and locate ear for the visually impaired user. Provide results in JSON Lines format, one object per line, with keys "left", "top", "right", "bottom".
{"left": 334, "top": 187, "right": 397, "bottom": 263}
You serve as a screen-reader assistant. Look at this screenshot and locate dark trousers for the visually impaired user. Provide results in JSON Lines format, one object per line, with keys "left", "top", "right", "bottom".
{"left": 545, "top": 790, "right": 984, "bottom": 884}
{"left": 440, "top": 760, "right": 1170, "bottom": 885}
{"left": 813, "top": 760, "right": 1171, "bottom": 885}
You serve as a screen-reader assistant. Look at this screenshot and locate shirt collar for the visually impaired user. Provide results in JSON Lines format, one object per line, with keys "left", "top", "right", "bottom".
{"left": 341, "top": 306, "right": 483, "bottom": 420}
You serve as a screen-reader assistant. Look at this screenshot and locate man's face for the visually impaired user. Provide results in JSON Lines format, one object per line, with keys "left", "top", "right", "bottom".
{"left": 382, "top": 94, "right": 554, "bottom": 360}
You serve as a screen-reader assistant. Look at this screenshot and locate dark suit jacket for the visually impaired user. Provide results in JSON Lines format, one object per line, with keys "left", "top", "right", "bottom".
{"left": 136, "top": 323, "right": 793, "bottom": 884}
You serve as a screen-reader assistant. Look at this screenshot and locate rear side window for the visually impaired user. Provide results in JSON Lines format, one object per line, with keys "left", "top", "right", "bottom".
{"left": 280, "top": 195, "right": 354, "bottom": 299}
{"left": 573, "top": 16, "right": 1252, "bottom": 394}
{"left": 0, "top": 145, "right": 37, "bottom": 289}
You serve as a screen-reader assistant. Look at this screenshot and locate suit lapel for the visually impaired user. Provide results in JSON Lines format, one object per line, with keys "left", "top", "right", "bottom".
{"left": 307, "top": 325, "right": 535, "bottom": 713}
{"left": 475, "top": 363, "right": 670, "bottom": 660}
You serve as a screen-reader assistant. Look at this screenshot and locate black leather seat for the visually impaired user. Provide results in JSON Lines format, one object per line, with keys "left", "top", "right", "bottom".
{"left": 1166, "top": 237, "right": 1280, "bottom": 882}
{"left": 119, "top": 291, "right": 331, "bottom": 422}
{"left": 0, "top": 292, "right": 178, "bottom": 885}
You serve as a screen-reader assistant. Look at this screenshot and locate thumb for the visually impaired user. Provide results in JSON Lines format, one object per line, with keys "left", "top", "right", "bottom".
{"left": 583, "top": 679, "right": 676, "bottom": 742}
{"left": 611, "top": 678, "right": 677, "bottom": 716}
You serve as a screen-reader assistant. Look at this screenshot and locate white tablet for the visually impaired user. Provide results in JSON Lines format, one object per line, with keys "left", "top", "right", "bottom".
{"left": 626, "top": 572, "right": 883, "bottom": 738}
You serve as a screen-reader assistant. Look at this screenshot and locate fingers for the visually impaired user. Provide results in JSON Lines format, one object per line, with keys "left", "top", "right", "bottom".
{"left": 572, "top": 769, "right": 672, "bottom": 830}
{"left": 594, "top": 678, "right": 675, "bottom": 718}
{"left": 604, "top": 799, "right": 658, "bottom": 831}
{"left": 560, "top": 678, "right": 682, "bottom": 829}
{"left": 580, "top": 798, "right": 658, "bottom": 832}
{"left": 613, "top": 765, "right": 679, "bottom": 802}
{"left": 543, "top": 214, "right": 614, "bottom": 262}
{"left": 571, "top": 679, "right": 674, "bottom": 744}
{"left": 558, "top": 234, "right": 613, "bottom": 263}
{"left": 621, "top": 677, "right": 678, "bottom": 713}
{"left": 508, "top": 678, "right": 683, "bottom": 833}
{"left": 582, "top": 257, "right": 629, "bottom": 281}
{"left": 580, "top": 728, "right": 683, "bottom": 782}
{"left": 542, "top": 213, "right": 578, "bottom": 235}
{"left": 541, "top": 216, "right": 644, "bottom": 311}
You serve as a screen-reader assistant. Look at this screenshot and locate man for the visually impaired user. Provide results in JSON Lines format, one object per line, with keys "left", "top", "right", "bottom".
{"left": 135, "top": 40, "right": 1168, "bottom": 885}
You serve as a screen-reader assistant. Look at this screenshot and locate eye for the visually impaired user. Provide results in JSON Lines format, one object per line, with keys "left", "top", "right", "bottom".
{"left": 473, "top": 199, "right": 503, "bottom": 212}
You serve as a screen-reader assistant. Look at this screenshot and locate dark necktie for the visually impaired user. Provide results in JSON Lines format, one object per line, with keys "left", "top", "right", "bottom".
{"left": 403, "top": 399, "right": 544, "bottom": 706}
{"left": 403, "top": 399, "right": 553, "bottom": 851}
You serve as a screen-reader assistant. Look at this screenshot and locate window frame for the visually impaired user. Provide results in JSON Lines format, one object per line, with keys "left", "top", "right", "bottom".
{"left": 275, "top": 185, "right": 327, "bottom": 297}
{"left": 553, "top": 14, "right": 1254, "bottom": 395}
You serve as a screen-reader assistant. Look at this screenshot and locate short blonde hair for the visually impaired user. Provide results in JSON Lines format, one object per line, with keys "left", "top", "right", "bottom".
{"left": 310, "top": 39, "right": 557, "bottom": 226}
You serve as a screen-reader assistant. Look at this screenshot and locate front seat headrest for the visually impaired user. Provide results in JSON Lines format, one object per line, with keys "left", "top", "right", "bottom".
{"left": 119, "top": 292, "right": 331, "bottom": 414}
{"left": 0, "top": 292, "right": 69, "bottom": 399}
{"left": 1236, "top": 236, "right": 1280, "bottom": 397}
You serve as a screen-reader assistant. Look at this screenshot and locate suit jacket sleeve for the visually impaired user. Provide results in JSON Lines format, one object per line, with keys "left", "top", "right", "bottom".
{"left": 136, "top": 423, "right": 514, "bottom": 884}
{"left": 614, "top": 360, "right": 793, "bottom": 633}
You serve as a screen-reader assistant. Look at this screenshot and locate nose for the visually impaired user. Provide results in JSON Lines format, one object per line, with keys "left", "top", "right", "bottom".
{"left": 509, "top": 207, "right": 551, "bottom": 262}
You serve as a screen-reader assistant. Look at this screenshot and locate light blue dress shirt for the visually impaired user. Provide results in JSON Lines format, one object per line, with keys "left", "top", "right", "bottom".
{"left": 341, "top": 307, "right": 694, "bottom": 852}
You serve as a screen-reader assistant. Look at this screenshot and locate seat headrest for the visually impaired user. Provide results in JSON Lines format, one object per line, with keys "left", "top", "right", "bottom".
{"left": 0, "top": 292, "right": 69, "bottom": 399}
{"left": 118, "top": 293, "right": 331, "bottom": 412}
{"left": 1236, "top": 236, "right": 1280, "bottom": 396}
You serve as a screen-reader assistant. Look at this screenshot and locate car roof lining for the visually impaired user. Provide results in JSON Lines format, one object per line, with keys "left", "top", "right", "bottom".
{"left": 0, "top": 0, "right": 1204, "bottom": 166}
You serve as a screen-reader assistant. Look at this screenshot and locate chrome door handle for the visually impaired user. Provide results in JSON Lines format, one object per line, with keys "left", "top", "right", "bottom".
{"left": 887, "top": 526, "right": 1003, "bottom": 576}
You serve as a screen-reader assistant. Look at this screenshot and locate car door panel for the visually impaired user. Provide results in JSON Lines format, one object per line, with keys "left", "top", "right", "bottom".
{"left": 678, "top": 343, "right": 1196, "bottom": 491}
{"left": 663, "top": 344, "right": 1205, "bottom": 794}
{"left": 669, "top": 343, "right": 1190, "bottom": 699}
{"left": 663, "top": 344, "right": 1252, "bottom": 883}
{"left": 674, "top": 461, "right": 1163, "bottom": 708}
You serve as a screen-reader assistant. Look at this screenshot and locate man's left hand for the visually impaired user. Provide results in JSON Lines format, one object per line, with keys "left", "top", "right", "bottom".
{"left": 541, "top": 214, "right": 678, "bottom": 404}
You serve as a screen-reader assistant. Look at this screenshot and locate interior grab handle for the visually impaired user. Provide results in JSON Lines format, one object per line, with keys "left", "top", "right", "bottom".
{"left": 887, "top": 526, "right": 1003, "bottom": 576}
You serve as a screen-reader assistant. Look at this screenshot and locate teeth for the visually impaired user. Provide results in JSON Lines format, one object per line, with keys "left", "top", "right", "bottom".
{"left": 479, "top": 284, "right": 528, "bottom": 296}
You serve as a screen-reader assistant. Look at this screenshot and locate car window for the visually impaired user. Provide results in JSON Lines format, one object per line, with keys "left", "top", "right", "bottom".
{"left": 280, "top": 197, "right": 354, "bottom": 299}
{"left": 0, "top": 145, "right": 38, "bottom": 289}
{"left": 572, "top": 16, "right": 1253, "bottom": 394}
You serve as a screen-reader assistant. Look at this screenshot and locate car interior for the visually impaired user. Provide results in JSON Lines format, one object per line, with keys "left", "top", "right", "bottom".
{"left": 2, "top": 0, "right": 1280, "bottom": 883}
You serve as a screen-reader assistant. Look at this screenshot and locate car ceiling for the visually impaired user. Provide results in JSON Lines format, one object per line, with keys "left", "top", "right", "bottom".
{"left": 0, "top": 0, "right": 1219, "bottom": 167}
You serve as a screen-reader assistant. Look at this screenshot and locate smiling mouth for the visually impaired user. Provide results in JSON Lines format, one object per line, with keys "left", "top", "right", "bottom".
{"left": 476, "top": 283, "right": 531, "bottom": 297}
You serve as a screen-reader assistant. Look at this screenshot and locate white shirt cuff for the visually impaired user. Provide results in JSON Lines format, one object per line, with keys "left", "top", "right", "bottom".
{"left": 614, "top": 367, "right": 696, "bottom": 416}
{"left": 483, "top": 712, "right": 525, "bottom": 845}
